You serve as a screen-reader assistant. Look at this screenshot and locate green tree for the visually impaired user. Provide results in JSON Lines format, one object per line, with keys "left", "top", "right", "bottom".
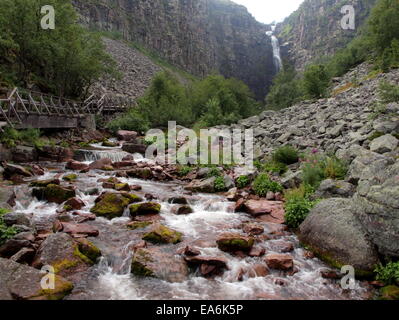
{"left": 0, "top": 0, "right": 115, "bottom": 97}
{"left": 303, "top": 64, "right": 331, "bottom": 99}
{"left": 368, "top": 0, "right": 399, "bottom": 55}
{"left": 265, "top": 65, "right": 304, "bottom": 110}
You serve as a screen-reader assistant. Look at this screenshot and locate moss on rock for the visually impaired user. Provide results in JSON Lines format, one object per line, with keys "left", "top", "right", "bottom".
{"left": 142, "top": 224, "right": 182, "bottom": 244}
{"left": 127, "top": 221, "right": 153, "bottom": 230}
{"left": 129, "top": 202, "right": 161, "bottom": 216}
{"left": 32, "top": 184, "right": 76, "bottom": 204}
{"left": 62, "top": 174, "right": 78, "bottom": 182}
{"left": 90, "top": 192, "right": 142, "bottom": 219}
{"left": 380, "top": 285, "right": 399, "bottom": 300}
{"left": 216, "top": 233, "right": 254, "bottom": 252}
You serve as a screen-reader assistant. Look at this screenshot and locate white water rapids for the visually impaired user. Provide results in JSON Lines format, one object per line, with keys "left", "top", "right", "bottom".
{"left": 11, "top": 155, "right": 373, "bottom": 300}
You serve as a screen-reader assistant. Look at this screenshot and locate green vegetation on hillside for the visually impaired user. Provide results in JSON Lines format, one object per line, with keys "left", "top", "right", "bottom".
{"left": 107, "top": 71, "right": 260, "bottom": 131}
{"left": 0, "top": 0, "right": 115, "bottom": 98}
{"left": 266, "top": 0, "right": 399, "bottom": 110}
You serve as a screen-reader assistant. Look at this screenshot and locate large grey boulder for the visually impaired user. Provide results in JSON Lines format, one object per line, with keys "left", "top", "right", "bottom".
{"left": 315, "top": 179, "right": 355, "bottom": 199}
{"left": 299, "top": 198, "right": 379, "bottom": 276}
{"left": 370, "top": 134, "right": 398, "bottom": 154}
{"left": 0, "top": 257, "right": 73, "bottom": 300}
{"left": 354, "top": 160, "right": 399, "bottom": 258}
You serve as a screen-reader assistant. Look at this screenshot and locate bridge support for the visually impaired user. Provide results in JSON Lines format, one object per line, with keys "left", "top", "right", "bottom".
{"left": 15, "top": 115, "right": 78, "bottom": 129}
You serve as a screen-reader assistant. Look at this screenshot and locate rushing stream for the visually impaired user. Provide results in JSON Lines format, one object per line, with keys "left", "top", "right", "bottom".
{"left": 10, "top": 147, "right": 374, "bottom": 300}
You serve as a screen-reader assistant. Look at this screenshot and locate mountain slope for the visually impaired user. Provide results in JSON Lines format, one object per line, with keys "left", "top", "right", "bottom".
{"left": 73, "top": 0, "right": 275, "bottom": 100}
{"left": 277, "top": 0, "right": 377, "bottom": 70}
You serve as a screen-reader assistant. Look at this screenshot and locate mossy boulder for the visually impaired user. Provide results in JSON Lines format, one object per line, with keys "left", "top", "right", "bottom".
{"left": 75, "top": 238, "right": 101, "bottom": 264}
{"left": 29, "top": 178, "right": 60, "bottom": 188}
{"left": 216, "top": 233, "right": 254, "bottom": 253}
{"left": 127, "top": 221, "right": 153, "bottom": 230}
{"left": 131, "top": 247, "right": 188, "bottom": 282}
{"left": 32, "top": 233, "right": 97, "bottom": 277}
{"left": 380, "top": 285, "right": 399, "bottom": 300}
{"left": 142, "top": 224, "right": 182, "bottom": 244}
{"left": 129, "top": 202, "right": 161, "bottom": 216}
{"left": 90, "top": 192, "right": 142, "bottom": 219}
{"left": 115, "top": 183, "right": 131, "bottom": 192}
{"left": 32, "top": 184, "right": 76, "bottom": 204}
{"left": 102, "top": 140, "right": 119, "bottom": 147}
{"left": 126, "top": 168, "right": 153, "bottom": 180}
{"left": 62, "top": 174, "right": 78, "bottom": 182}
{"left": 0, "top": 257, "right": 73, "bottom": 300}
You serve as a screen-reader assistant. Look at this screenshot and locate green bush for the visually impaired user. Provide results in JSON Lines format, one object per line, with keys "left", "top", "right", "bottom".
{"left": 379, "top": 80, "right": 399, "bottom": 103}
{"left": 252, "top": 173, "right": 283, "bottom": 197}
{"left": 303, "top": 64, "right": 331, "bottom": 99}
{"left": 374, "top": 262, "right": 399, "bottom": 285}
{"left": 301, "top": 154, "right": 348, "bottom": 188}
{"left": 214, "top": 176, "right": 227, "bottom": 192}
{"left": 272, "top": 145, "right": 299, "bottom": 165}
{"left": 0, "top": 127, "right": 45, "bottom": 148}
{"left": 106, "top": 108, "right": 150, "bottom": 134}
{"left": 206, "top": 167, "right": 222, "bottom": 178}
{"left": 236, "top": 175, "right": 250, "bottom": 189}
{"left": 177, "top": 165, "right": 193, "bottom": 177}
{"left": 0, "top": 208, "right": 17, "bottom": 246}
{"left": 284, "top": 196, "right": 317, "bottom": 228}
{"left": 265, "top": 64, "right": 305, "bottom": 110}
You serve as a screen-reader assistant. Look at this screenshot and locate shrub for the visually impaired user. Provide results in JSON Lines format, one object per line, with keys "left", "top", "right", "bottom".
{"left": 206, "top": 167, "right": 222, "bottom": 178}
{"left": 252, "top": 173, "right": 283, "bottom": 197}
{"left": 177, "top": 165, "right": 192, "bottom": 177}
{"left": 0, "top": 127, "right": 45, "bottom": 148}
{"left": 0, "top": 208, "right": 17, "bottom": 246}
{"left": 265, "top": 64, "right": 304, "bottom": 110}
{"left": 214, "top": 176, "right": 227, "bottom": 192}
{"left": 303, "top": 64, "right": 331, "bottom": 99}
{"left": 301, "top": 154, "right": 348, "bottom": 188}
{"left": 374, "top": 262, "right": 399, "bottom": 285}
{"left": 236, "top": 175, "right": 250, "bottom": 189}
{"left": 106, "top": 108, "right": 150, "bottom": 134}
{"left": 272, "top": 145, "right": 299, "bottom": 165}
{"left": 379, "top": 80, "right": 399, "bottom": 103}
{"left": 284, "top": 197, "right": 317, "bottom": 228}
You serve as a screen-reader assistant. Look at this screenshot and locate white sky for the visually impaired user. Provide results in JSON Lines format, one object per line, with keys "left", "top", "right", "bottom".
{"left": 232, "top": 0, "right": 304, "bottom": 24}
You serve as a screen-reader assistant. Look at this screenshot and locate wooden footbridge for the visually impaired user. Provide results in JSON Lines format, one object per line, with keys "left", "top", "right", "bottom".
{"left": 0, "top": 88, "right": 130, "bottom": 131}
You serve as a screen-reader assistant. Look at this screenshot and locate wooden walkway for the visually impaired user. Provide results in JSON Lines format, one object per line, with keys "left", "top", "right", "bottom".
{"left": 0, "top": 88, "right": 130, "bottom": 130}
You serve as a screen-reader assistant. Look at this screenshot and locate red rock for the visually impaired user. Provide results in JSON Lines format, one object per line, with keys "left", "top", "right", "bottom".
{"left": 30, "top": 164, "right": 45, "bottom": 176}
{"left": 249, "top": 246, "right": 266, "bottom": 257}
{"left": 102, "top": 182, "right": 115, "bottom": 189}
{"left": 241, "top": 200, "right": 285, "bottom": 220}
{"left": 122, "top": 155, "right": 134, "bottom": 161}
{"left": 117, "top": 130, "right": 138, "bottom": 141}
{"left": 234, "top": 198, "right": 245, "bottom": 212}
{"left": 182, "top": 246, "right": 201, "bottom": 256}
{"left": 369, "top": 280, "right": 385, "bottom": 288}
{"left": 172, "top": 205, "right": 194, "bottom": 215}
{"left": 64, "top": 197, "right": 85, "bottom": 210}
{"left": 275, "top": 278, "right": 288, "bottom": 286}
{"left": 72, "top": 212, "right": 96, "bottom": 223}
{"left": 270, "top": 240, "right": 294, "bottom": 253}
{"left": 61, "top": 222, "right": 99, "bottom": 237}
{"left": 320, "top": 268, "right": 342, "bottom": 279}
{"left": 130, "top": 185, "right": 142, "bottom": 191}
{"left": 89, "top": 158, "right": 112, "bottom": 170}
{"left": 275, "top": 192, "right": 284, "bottom": 201}
{"left": 265, "top": 254, "right": 294, "bottom": 271}
{"left": 303, "top": 250, "right": 315, "bottom": 259}
{"left": 185, "top": 255, "right": 228, "bottom": 277}
{"left": 66, "top": 160, "right": 89, "bottom": 171}
{"left": 216, "top": 233, "right": 254, "bottom": 253}
{"left": 113, "top": 161, "right": 135, "bottom": 169}
{"left": 251, "top": 264, "right": 270, "bottom": 277}
{"left": 243, "top": 223, "right": 264, "bottom": 235}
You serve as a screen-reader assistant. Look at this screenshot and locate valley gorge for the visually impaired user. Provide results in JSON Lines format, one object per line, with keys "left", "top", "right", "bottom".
{"left": 0, "top": 0, "right": 399, "bottom": 303}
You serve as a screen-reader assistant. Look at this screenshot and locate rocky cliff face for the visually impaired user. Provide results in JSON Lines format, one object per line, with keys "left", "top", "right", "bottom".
{"left": 277, "top": 0, "right": 377, "bottom": 70}
{"left": 73, "top": 0, "right": 275, "bottom": 100}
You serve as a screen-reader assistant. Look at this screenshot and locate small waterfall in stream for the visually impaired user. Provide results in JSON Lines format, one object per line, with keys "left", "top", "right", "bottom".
{"left": 267, "top": 25, "right": 283, "bottom": 73}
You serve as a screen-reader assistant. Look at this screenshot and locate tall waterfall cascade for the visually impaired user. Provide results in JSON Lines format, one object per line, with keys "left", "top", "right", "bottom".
{"left": 266, "top": 25, "right": 283, "bottom": 73}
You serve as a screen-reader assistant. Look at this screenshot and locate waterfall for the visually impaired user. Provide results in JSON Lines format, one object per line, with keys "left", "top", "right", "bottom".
{"left": 267, "top": 26, "right": 283, "bottom": 73}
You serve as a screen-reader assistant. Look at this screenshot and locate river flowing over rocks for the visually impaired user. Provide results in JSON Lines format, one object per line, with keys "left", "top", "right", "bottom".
{"left": 0, "top": 140, "right": 374, "bottom": 300}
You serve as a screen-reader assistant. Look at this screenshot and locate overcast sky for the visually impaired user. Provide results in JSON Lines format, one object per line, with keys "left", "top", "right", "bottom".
{"left": 232, "top": 0, "right": 304, "bottom": 24}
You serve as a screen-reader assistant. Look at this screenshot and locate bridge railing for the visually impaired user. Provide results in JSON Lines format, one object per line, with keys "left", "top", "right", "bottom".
{"left": 0, "top": 88, "right": 131, "bottom": 130}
